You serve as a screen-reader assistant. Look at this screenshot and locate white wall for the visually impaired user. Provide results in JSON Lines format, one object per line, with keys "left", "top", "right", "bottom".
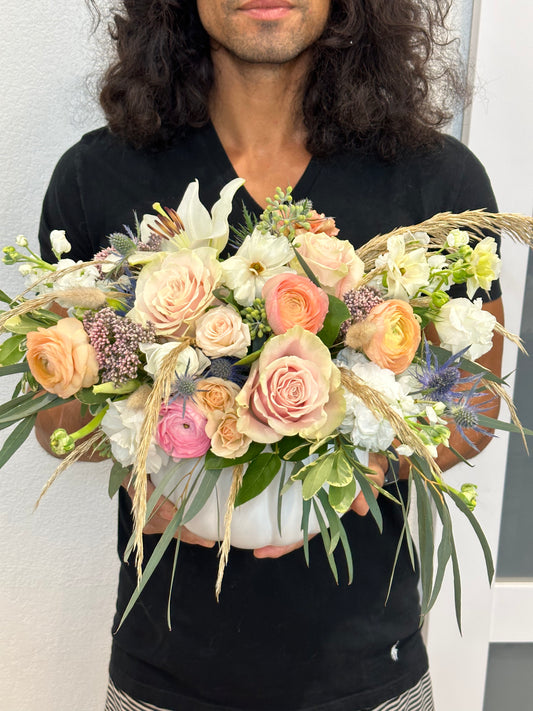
{"left": 0, "top": 3, "right": 118, "bottom": 710}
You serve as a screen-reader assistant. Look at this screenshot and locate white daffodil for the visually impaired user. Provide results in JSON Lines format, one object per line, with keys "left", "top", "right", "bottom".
{"left": 375, "top": 233, "right": 430, "bottom": 300}
{"left": 139, "top": 178, "right": 245, "bottom": 256}
{"left": 140, "top": 342, "right": 210, "bottom": 380}
{"left": 222, "top": 228, "right": 295, "bottom": 306}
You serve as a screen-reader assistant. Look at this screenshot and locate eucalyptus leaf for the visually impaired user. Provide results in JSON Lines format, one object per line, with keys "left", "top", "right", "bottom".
{"left": 0, "top": 362, "right": 29, "bottom": 377}
{"left": 0, "top": 391, "right": 70, "bottom": 425}
{"left": 167, "top": 536, "right": 181, "bottom": 631}
{"left": 315, "top": 488, "right": 341, "bottom": 555}
{"left": 277, "top": 462, "right": 287, "bottom": 536}
{"left": 182, "top": 468, "right": 221, "bottom": 524}
{"left": 352, "top": 464, "right": 383, "bottom": 532}
{"left": 337, "top": 517, "right": 354, "bottom": 585}
{"left": 116, "top": 506, "right": 184, "bottom": 630}
{"left": 429, "top": 345, "right": 503, "bottom": 383}
{"left": 0, "top": 414, "right": 37, "bottom": 468}
{"left": 301, "top": 497, "right": 312, "bottom": 567}
{"left": 450, "top": 537, "right": 463, "bottom": 634}
{"left": 426, "top": 488, "right": 453, "bottom": 613}
{"left": 312, "top": 499, "right": 339, "bottom": 583}
{"left": 291, "top": 248, "right": 320, "bottom": 286}
{"left": 234, "top": 452, "right": 281, "bottom": 507}
{"left": 413, "top": 473, "right": 435, "bottom": 611}
{"left": 476, "top": 414, "right": 533, "bottom": 437}
{"left": 109, "top": 461, "right": 130, "bottom": 499}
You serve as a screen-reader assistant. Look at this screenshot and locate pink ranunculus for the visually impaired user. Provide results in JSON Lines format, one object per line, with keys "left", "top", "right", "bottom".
{"left": 236, "top": 326, "right": 345, "bottom": 443}
{"left": 132, "top": 248, "right": 222, "bottom": 337}
{"left": 293, "top": 232, "right": 364, "bottom": 298}
{"left": 262, "top": 273, "right": 329, "bottom": 335}
{"left": 157, "top": 398, "right": 211, "bottom": 459}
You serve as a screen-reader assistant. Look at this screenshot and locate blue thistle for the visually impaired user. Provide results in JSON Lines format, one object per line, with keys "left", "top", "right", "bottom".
{"left": 415, "top": 343, "right": 476, "bottom": 402}
{"left": 206, "top": 357, "right": 249, "bottom": 387}
{"left": 446, "top": 381, "right": 497, "bottom": 450}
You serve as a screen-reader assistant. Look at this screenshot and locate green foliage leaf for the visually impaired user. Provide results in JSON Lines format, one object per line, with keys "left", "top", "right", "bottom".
{"left": 352, "top": 463, "right": 383, "bottom": 532}
{"left": 413, "top": 472, "right": 435, "bottom": 611}
{"left": 109, "top": 461, "right": 130, "bottom": 499}
{"left": 450, "top": 538, "right": 463, "bottom": 634}
{"left": 0, "top": 289, "right": 18, "bottom": 305}
{"left": 315, "top": 488, "right": 341, "bottom": 554}
{"left": 291, "top": 248, "right": 320, "bottom": 286}
{"left": 0, "top": 391, "right": 70, "bottom": 425}
{"left": 0, "top": 414, "right": 37, "bottom": 468}
{"left": 447, "top": 487, "right": 494, "bottom": 584}
{"left": 235, "top": 349, "right": 262, "bottom": 366}
{"left": 204, "top": 442, "right": 265, "bottom": 471}
{"left": 0, "top": 334, "right": 26, "bottom": 366}
{"left": 317, "top": 294, "right": 351, "bottom": 347}
{"left": 426, "top": 487, "right": 453, "bottom": 613}
{"left": 76, "top": 388, "right": 112, "bottom": 406}
{"left": 3, "top": 311, "right": 59, "bottom": 334}
{"left": 300, "top": 454, "right": 334, "bottom": 500}
{"left": 476, "top": 414, "right": 533, "bottom": 436}
{"left": 429, "top": 345, "right": 503, "bottom": 383}
{"left": 326, "top": 449, "right": 354, "bottom": 487}
{"left": 234, "top": 452, "right": 281, "bottom": 507}
{"left": 301, "top": 497, "right": 311, "bottom": 567}
{"left": 312, "top": 499, "right": 339, "bottom": 583}
{"left": 328, "top": 477, "right": 357, "bottom": 514}
{"left": 277, "top": 462, "right": 287, "bottom": 536}
{"left": 276, "top": 435, "right": 312, "bottom": 462}
{"left": 0, "top": 362, "right": 29, "bottom": 377}
{"left": 182, "top": 468, "right": 221, "bottom": 524}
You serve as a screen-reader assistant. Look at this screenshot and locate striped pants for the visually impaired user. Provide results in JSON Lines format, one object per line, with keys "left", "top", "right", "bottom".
{"left": 105, "top": 670, "right": 434, "bottom": 710}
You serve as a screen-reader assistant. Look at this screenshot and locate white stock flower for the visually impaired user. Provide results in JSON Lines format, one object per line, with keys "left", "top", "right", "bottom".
{"left": 222, "top": 228, "right": 295, "bottom": 306}
{"left": 101, "top": 399, "right": 168, "bottom": 473}
{"left": 140, "top": 342, "right": 210, "bottom": 380}
{"left": 50, "top": 230, "right": 72, "bottom": 259}
{"left": 375, "top": 234, "right": 430, "bottom": 300}
{"left": 435, "top": 297, "right": 496, "bottom": 360}
{"left": 336, "top": 350, "right": 411, "bottom": 451}
{"left": 51, "top": 259, "right": 101, "bottom": 306}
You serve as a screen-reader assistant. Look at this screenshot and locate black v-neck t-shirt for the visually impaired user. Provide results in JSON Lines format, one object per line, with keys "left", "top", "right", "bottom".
{"left": 39, "top": 124, "right": 499, "bottom": 711}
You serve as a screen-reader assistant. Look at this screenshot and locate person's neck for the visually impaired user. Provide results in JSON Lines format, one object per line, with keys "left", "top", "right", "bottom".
{"left": 209, "top": 49, "right": 312, "bottom": 207}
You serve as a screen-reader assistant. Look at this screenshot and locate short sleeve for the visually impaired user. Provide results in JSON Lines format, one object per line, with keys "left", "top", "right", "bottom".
{"left": 38, "top": 144, "right": 99, "bottom": 263}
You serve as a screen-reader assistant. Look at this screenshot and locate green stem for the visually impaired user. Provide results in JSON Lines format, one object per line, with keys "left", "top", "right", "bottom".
{"left": 71, "top": 406, "right": 109, "bottom": 441}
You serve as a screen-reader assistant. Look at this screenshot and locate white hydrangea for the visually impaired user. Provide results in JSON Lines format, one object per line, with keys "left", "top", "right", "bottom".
{"left": 336, "top": 350, "right": 413, "bottom": 451}
{"left": 101, "top": 399, "right": 169, "bottom": 473}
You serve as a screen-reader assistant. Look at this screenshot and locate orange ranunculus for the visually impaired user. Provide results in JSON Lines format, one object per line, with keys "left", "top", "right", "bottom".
{"left": 262, "top": 273, "right": 329, "bottom": 335}
{"left": 26, "top": 317, "right": 99, "bottom": 398}
{"left": 363, "top": 300, "right": 421, "bottom": 374}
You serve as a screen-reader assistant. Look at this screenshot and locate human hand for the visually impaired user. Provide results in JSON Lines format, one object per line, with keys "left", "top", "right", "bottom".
{"left": 254, "top": 453, "right": 388, "bottom": 559}
{"left": 123, "top": 476, "right": 215, "bottom": 547}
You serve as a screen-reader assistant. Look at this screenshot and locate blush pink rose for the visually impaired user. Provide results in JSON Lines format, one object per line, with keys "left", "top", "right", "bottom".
{"left": 262, "top": 273, "right": 329, "bottom": 335}
{"left": 157, "top": 398, "right": 211, "bottom": 459}
{"left": 293, "top": 232, "right": 364, "bottom": 298}
{"left": 132, "top": 248, "right": 221, "bottom": 337}
{"left": 236, "top": 326, "right": 345, "bottom": 443}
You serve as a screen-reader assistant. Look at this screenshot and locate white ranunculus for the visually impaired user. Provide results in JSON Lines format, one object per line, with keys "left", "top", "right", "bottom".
{"left": 435, "top": 297, "right": 496, "bottom": 361}
{"left": 222, "top": 228, "right": 295, "bottom": 306}
{"left": 50, "top": 230, "right": 72, "bottom": 259}
{"left": 101, "top": 399, "right": 168, "bottom": 473}
{"left": 375, "top": 234, "right": 430, "bottom": 300}
{"left": 336, "top": 350, "right": 411, "bottom": 451}
{"left": 140, "top": 342, "right": 210, "bottom": 380}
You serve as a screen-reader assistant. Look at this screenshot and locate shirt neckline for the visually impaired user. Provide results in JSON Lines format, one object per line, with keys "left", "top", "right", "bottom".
{"left": 204, "top": 121, "right": 322, "bottom": 213}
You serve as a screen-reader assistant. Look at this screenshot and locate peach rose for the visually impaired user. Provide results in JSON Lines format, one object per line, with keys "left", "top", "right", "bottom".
{"left": 26, "top": 317, "right": 99, "bottom": 398}
{"left": 195, "top": 305, "right": 251, "bottom": 358}
{"left": 205, "top": 409, "right": 252, "bottom": 459}
{"left": 293, "top": 232, "right": 364, "bottom": 298}
{"left": 131, "top": 248, "right": 221, "bottom": 337}
{"left": 236, "top": 326, "right": 345, "bottom": 443}
{"left": 363, "top": 300, "right": 421, "bottom": 374}
{"left": 262, "top": 273, "right": 329, "bottom": 335}
{"left": 195, "top": 377, "right": 240, "bottom": 416}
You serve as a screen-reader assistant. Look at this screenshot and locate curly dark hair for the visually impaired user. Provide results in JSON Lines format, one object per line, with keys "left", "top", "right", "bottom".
{"left": 89, "top": 0, "right": 466, "bottom": 159}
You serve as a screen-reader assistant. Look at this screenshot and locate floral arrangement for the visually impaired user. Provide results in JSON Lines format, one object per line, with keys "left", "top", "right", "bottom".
{"left": 1, "top": 179, "right": 532, "bottom": 628}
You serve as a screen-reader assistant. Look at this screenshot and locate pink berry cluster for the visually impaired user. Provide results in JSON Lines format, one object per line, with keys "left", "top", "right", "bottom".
{"left": 83, "top": 307, "right": 156, "bottom": 384}
{"left": 340, "top": 286, "right": 384, "bottom": 337}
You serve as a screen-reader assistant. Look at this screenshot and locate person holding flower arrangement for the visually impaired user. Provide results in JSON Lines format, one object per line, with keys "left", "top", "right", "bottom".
{"left": 32, "top": 1, "right": 506, "bottom": 710}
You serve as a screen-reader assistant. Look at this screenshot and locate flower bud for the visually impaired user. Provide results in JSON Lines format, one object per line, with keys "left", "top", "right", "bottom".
{"left": 50, "top": 428, "right": 76, "bottom": 455}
